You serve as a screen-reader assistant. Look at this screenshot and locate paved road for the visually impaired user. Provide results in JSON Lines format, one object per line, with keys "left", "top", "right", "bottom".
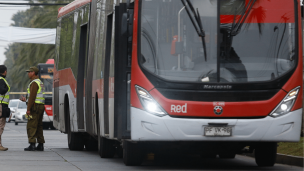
{"left": 0, "top": 122, "right": 302, "bottom": 171}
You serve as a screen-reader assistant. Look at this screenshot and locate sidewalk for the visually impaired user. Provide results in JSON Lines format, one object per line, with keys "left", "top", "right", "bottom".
{"left": 0, "top": 122, "right": 78, "bottom": 171}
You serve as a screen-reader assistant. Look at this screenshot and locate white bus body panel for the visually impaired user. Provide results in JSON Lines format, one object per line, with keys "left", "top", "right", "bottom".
{"left": 98, "top": 98, "right": 105, "bottom": 136}
{"left": 96, "top": 97, "right": 114, "bottom": 138}
{"left": 53, "top": 85, "right": 80, "bottom": 133}
{"left": 131, "top": 107, "right": 302, "bottom": 142}
{"left": 109, "top": 97, "right": 115, "bottom": 138}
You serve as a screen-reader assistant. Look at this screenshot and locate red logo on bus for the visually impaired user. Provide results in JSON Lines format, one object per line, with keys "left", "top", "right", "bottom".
{"left": 214, "top": 106, "right": 223, "bottom": 115}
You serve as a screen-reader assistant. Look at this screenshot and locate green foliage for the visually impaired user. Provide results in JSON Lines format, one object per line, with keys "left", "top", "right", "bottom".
{"left": 4, "top": 0, "right": 73, "bottom": 91}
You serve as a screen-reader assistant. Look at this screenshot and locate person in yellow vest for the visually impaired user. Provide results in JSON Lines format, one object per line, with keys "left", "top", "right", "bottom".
{"left": 20, "top": 66, "right": 45, "bottom": 151}
{"left": 0, "top": 65, "right": 9, "bottom": 151}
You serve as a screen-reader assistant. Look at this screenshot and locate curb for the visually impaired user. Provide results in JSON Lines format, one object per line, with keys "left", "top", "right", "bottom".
{"left": 276, "top": 153, "right": 304, "bottom": 167}
{"left": 243, "top": 152, "right": 303, "bottom": 167}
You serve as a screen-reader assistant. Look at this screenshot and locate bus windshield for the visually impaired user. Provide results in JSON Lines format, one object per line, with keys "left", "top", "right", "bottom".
{"left": 39, "top": 64, "right": 54, "bottom": 92}
{"left": 41, "top": 74, "right": 53, "bottom": 92}
{"left": 140, "top": 0, "right": 296, "bottom": 83}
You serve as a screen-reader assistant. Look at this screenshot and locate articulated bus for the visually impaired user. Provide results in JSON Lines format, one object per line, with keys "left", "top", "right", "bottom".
{"left": 53, "top": 0, "right": 303, "bottom": 166}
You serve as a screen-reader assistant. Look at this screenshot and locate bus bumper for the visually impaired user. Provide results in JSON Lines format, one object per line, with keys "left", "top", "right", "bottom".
{"left": 131, "top": 107, "right": 302, "bottom": 142}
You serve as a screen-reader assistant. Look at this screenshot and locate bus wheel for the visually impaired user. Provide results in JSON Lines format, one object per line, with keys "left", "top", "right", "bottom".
{"left": 67, "top": 127, "right": 84, "bottom": 150}
{"left": 219, "top": 153, "right": 236, "bottom": 159}
{"left": 50, "top": 125, "right": 56, "bottom": 130}
{"left": 67, "top": 105, "right": 84, "bottom": 151}
{"left": 123, "top": 141, "right": 143, "bottom": 166}
{"left": 85, "top": 137, "right": 98, "bottom": 151}
{"left": 99, "top": 137, "right": 115, "bottom": 158}
{"left": 116, "top": 145, "right": 123, "bottom": 158}
{"left": 68, "top": 131, "right": 84, "bottom": 151}
{"left": 15, "top": 122, "right": 18, "bottom": 125}
{"left": 255, "top": 142, "right": 277, "bottom": 167}
{"left": 201, "top": 153, "right": 217, "bottom": 158}
{"left": 43, "top": 123, "right": 49, "bottom": 130}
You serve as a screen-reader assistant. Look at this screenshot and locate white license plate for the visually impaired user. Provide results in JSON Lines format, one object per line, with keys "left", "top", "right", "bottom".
{"left": 204, "top": 127, "right": 232, "bottom": 137}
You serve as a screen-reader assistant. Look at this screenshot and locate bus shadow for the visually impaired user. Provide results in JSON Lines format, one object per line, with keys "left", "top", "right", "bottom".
{"left": 108, "top": 154, "right": 288, "bottom": 170}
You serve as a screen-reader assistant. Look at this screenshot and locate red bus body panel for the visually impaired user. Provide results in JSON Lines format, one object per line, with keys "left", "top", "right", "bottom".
{"left": 53, "top": 68, "right": 77, "bottom": 97}
{"left": 44, "top": 105, "right": 53, "bottom": 116}
{"left": 287, "top": 0, "right": 303, "bottom": 111}
{"left": 58, "top": 0, "right": 91, "bottom": 18}
{"left": 130, "top": 0, "right": 154, "bottom": 111}
{"left": 46, "top": 59, "right": 54, "bottom": 64}
{"left": 221, "top": 0, "right": 295, "bottom": 23}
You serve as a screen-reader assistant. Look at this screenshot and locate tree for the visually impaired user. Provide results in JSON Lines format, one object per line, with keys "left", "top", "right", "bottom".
{"left": 3, "top": 0, "right": 73, "bottom": 91}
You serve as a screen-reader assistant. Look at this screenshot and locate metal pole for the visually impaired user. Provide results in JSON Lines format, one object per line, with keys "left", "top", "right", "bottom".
{"left": 178, "top": 6, "right": 185, "bottom": 71}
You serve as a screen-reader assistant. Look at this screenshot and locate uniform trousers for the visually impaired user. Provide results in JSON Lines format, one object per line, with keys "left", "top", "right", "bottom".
{"left": 0, "top": 117, "right": 5, "bottom": 147}
{"left": 27, "top": 104, "right": 45, "bottom": 144}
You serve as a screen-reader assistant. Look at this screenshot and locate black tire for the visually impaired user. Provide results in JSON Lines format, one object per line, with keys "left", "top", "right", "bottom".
{"left": 50, "top": 125, "right": 56, "bottom": 130}
{"left": 99, "top": 137, "right": 115, "bottom": 158}
{"left": 123, "top": 141, "right": 143, "bottom": 166}
{"left": 219, "top": 153, "right": 236, "bottom": 159}
{"left": 117, "top": 145, "right": 123, "bottom": 158}
{"left": 49, "top": 122, "right": 56, "bottom": 130}
{"left": 66, "top": 103, "right": 84, "bottom": 151}
{"left": 201, "top": 153, "right": 217, "bottom": 158}
{"left": 255, "top": 142, "right": 277, "bottom": 167}
{"left": 154, "top": 153, "right": 169, "bottom": 163}
{"left": 85, "top": 137, "right": 98, "bottom": 151}
{"left": 15, "top": 122, "right": 18, "bottom": 125}
{"left": 43, "top": 123, "right": 49, "bottom": 130}
{"left": 68, "top": 131, "right": 84, "bottom": 151}
{"left": 94, "top": 95, "right": 115, "bottom": 158}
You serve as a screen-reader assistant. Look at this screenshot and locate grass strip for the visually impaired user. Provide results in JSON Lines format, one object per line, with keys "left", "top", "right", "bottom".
{"left": 277, "top": 137, "right": 304, "bottom": 157}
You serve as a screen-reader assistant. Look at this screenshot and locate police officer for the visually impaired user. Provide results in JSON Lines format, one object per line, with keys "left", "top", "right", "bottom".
{"left": 20, "top": 66, "right": 45, "bottom": 151}
{"left": 0, "top": 65, "right": 9, "bottom": 151}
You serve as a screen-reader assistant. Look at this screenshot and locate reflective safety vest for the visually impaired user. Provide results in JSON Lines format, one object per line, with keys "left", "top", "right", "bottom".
{"left": 0, "top": 77, "right": 10, "bottom": 104}
{"left": 27, "top": 79, "right": 45, "bottom": 104}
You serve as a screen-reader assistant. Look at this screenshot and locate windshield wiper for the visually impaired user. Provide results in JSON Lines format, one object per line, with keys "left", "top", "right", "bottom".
{"left": 230, "top": 0, "right": 257, "bottom": 36}
{"left": 222, "top": 0, "right": 256, "bottom": 59}
{"left": 181, "top": 0, "right": 207, "bottom": 61}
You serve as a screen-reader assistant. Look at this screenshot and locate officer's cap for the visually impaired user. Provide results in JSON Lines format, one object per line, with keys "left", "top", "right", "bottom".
{"left": 26, "top": 66, "right": 39, "bottom": 74}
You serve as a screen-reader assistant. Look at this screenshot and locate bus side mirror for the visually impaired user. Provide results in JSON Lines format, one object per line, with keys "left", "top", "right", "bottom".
{"left": 171, "top": 35, "right": 183, "bottom": 56}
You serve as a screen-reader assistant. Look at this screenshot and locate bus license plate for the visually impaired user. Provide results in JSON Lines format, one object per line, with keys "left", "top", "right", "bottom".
{"left": 204, "top": 127, "right": 232, "bottom": 137}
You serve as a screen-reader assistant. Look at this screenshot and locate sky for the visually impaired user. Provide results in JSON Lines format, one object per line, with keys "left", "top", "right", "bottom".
{"left": 0, "top": 0, "right": 29, "bottom": 65}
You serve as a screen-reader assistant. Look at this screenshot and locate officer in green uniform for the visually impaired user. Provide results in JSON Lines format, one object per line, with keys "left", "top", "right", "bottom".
{"left": 0, "top": 65, "right": 10, "bottom": 151}
{"left": 20, "top": 66, "right": 45, "bottom": 151}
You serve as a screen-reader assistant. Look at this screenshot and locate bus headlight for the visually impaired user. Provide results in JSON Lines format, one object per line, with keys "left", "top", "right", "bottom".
{"left": 270, "top": 86, "right": 300, "bottom": 117}
{"left": 135, "top": 85, "right": 167, "bottom": 117}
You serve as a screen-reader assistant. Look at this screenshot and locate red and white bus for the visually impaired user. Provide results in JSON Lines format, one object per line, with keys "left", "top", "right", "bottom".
{"left": 38, "top": 59, "right": 55, "bottom": 129}
{"left": 53, "top": 0, "right": 303, "bottom": 166}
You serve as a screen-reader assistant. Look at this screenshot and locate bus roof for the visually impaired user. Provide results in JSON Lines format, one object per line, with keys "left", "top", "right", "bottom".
{"left": 58, "top": 0, "right": 92, "bottom": 18}
{"left": 46, "top": 59, "right": 54, "bottom": 64}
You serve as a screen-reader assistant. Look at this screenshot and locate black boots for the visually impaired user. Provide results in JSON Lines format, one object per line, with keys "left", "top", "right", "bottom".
{"left": 36, "top": 143, "right": 44, "bottom": 151}
{"left": 24, "top": 143, "right": 44, "bottom": 151}
{"left": 24, "top": 143, "right": 36, "bottom": 151}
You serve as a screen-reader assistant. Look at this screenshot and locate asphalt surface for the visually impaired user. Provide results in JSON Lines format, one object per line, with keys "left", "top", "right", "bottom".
{"left": 0, "top": 122, "right": 302, "bottom": 171}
